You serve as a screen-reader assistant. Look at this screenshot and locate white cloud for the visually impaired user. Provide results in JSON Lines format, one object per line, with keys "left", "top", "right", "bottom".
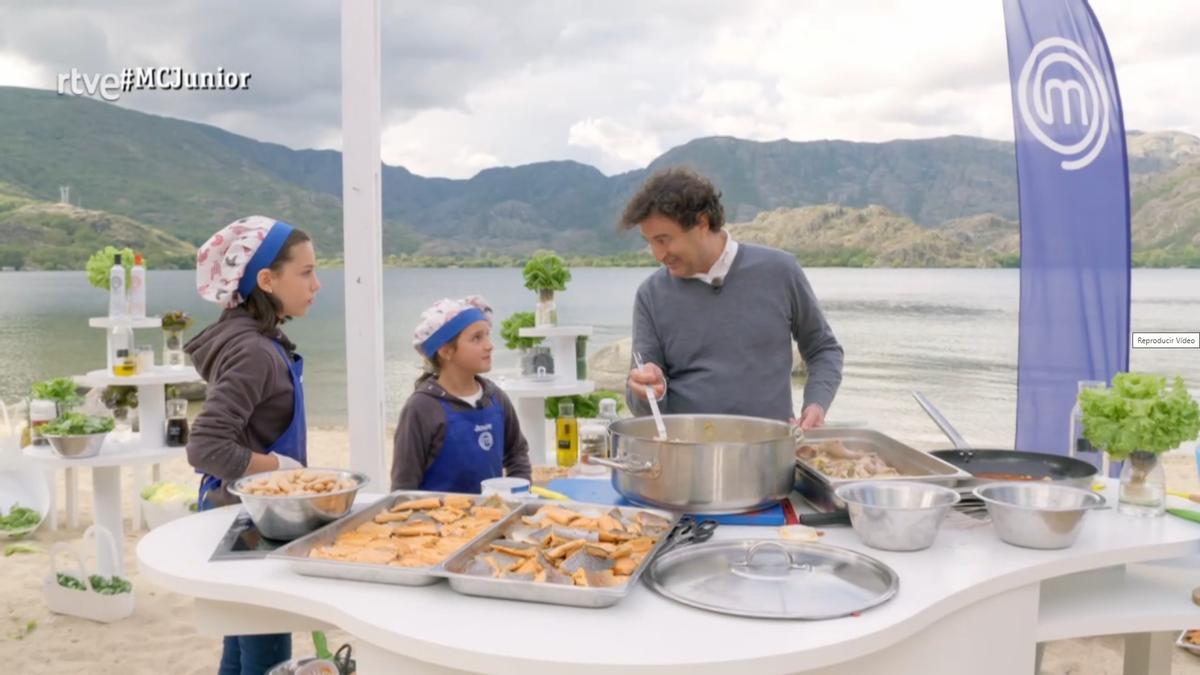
{"left": 567, "top": 117, "right": 663, "bottom": 168}
{"left": 0, "top": 52, "right": 43, "bottom": 88}
{"left": 0, "top": 0, "right": 1196, "bottom": 178}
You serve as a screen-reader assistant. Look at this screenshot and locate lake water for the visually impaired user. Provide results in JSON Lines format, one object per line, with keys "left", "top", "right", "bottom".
{"left": 1, "top": 268, "right": 1197, "bottom": 452}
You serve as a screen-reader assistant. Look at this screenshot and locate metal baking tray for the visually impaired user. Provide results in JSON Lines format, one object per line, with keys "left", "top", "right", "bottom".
{"left": 441, "top": 501, "right": 681, "bottom": 608}
{"left": 794, "top": 428, "right": 972, "bottom": 511}
{"left": 269, "top": 490, "right": 521, "bottom": 587}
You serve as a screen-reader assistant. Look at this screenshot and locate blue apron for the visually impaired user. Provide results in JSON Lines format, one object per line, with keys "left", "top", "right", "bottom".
{"left": 199, "top": 341, "right": 306, "bottom": 510}
{"left": 419, "top": 394, "right": 505, "bottom": 494}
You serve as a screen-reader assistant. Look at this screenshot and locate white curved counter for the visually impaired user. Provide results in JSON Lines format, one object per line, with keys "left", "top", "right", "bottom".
{"left": 137, "top": 485, "right": 1200, "bottom": 674}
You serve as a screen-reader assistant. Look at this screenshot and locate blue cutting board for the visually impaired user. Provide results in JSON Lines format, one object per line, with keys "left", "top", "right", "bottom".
{"left": 545, "top": 478, "right": 795, "bottom": 526}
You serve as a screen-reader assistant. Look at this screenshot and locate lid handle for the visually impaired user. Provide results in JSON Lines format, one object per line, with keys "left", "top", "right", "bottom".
{"left": 735, "top": 541, "right": 813, "bottom": 574}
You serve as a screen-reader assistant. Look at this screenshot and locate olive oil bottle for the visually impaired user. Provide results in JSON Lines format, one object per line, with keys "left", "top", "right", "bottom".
{"left": 555, "top": 401, "right": 578, "bottom": 468}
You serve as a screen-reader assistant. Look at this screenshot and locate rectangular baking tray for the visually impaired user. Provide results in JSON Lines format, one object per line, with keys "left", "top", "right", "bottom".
{"left": 269, "top": 490, "right": 521, "bottom": 587}
{"left": 440, "top": 501, "right": 680, "bottom": 608}
{"left": 795, "top": 428, "right": 972, "bottom": 511}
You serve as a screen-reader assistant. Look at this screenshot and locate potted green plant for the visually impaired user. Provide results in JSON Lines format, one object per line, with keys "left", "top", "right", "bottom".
{"left": 522, "top": 250, "right": 571, "bottom": 327}
{"left": 1079, "top": 373, "right": 1200, "bottom": 517}
{"left": 500, "top": 311, "right": 551, "bottom": 378}
{"left": 161, "top": 311, "right": 194, "bottom": 368}
{"left": 31, "top": 377, "right": 83, "bottom": 418}
{"left": 101, "top": 386, "right": 138, "bottom": 439}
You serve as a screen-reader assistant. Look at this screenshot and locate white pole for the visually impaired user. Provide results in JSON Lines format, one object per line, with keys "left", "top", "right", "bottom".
{"left": 340, "top": 0, "right": 387, "bottom": 488}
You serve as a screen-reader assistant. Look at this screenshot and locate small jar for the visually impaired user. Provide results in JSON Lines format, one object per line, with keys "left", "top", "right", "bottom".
{"left": 574, "top": 422, "right": 609, "bottom": 476}
{"left": 165, "top": 398, "right": 189, "bottom": 447}
{"left": 29, "top": 399, "right": 58, "bottom": 446}
{"left": 137, "top": 345, "right": 155, "bottom": 373}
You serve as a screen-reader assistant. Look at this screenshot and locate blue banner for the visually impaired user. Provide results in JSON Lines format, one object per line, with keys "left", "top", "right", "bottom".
{"left": 1004, "top": 0, "right": 1131, "bottom": 456}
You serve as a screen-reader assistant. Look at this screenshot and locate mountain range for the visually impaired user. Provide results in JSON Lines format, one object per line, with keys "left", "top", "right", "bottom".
{"left": 0, "top": 85, "right": 1197, "bottom": 269}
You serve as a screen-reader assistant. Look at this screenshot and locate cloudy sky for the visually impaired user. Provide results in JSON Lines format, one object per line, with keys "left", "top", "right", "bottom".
{"left": 1, "top": 0, "right": 1197, "bottom": 178}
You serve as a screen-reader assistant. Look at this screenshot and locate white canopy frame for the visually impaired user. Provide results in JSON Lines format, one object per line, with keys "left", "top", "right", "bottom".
{"left": 339, "top": 0, "right": 386, "bottom": 487}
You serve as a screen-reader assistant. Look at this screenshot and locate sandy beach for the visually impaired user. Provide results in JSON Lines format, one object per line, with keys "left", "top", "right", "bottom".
{"left": 2, "top": 427, "right": 1199, "bottom": 674}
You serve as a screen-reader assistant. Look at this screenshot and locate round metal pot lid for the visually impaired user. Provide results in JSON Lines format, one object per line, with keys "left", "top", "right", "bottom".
{"left": 646, "top": 539, "right": 899, "bottom": 620}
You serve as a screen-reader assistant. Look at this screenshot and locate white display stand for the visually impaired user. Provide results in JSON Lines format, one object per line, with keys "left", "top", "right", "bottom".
{"left": 88, "top": 316, "right": 163, "bottom": 371}
{"left": 22, "top": 317, "right": 201, "bottom": 577}
{"left": 498, "top": 326, "right": 595, "bottom": 465}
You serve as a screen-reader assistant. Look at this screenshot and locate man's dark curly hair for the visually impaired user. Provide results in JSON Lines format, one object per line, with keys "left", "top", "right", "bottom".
{"left": 618, "top": 166, "right": 725, "bottom": 233}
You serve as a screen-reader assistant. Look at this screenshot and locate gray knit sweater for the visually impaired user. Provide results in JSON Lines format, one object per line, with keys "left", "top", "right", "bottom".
{"left": 626, "top": 243, "right": 844, "bottom": 421}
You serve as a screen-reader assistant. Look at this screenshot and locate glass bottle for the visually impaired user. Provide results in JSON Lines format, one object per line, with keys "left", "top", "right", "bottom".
{"left": 555, "top": 401, "right": 578, "bottom": 468}
{"left": 575, "top": 335, "right": 588, "bottom": 380}
{"left": 110, "top": 320, "right": 134, "bottom": 376}
{"left": 1070, "top": 374, "right": 1104, "bottom": 454}
{"left": 165, "top": 398, "right": 189, "bottom": 447}
{"left": 598, "top": 397, "right": 619, "bottom": 459}
{"left": 108, "top": 254, "right": 127, "bottom": 319}
{"left": 129, "top": 253, "right": 146, "bottom": 319}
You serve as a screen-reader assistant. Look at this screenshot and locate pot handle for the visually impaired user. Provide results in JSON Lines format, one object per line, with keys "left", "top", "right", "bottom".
{"left": 912, "top": 391, "right": 971, "bottom": 449}
{"left": 585, "top": 455, "right": 661, "bottom": 478}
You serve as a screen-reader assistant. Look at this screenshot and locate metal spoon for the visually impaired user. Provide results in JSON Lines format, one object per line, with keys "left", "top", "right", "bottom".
{"left": 633, "top": 351, "right": 668, "bottom": 440}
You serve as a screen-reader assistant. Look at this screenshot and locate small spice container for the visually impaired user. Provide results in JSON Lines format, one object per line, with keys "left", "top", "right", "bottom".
{"left": 29, "top": 399, "right": 58, "bottom": 447}
{"left": 165, "top": 398, "right": 189, "bottom": 447}
{"left": 575, "top": 422, "right": 609, "bottom": 476}
{"left": 136, "top": 346, "right": 155, "bottom": 373}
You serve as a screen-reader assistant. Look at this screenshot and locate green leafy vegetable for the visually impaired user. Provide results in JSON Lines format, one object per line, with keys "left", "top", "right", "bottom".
{"left": 544, "top": 390, "right": 624, "bottom": 419}
{"left": 1079, "top": 373, "right": 1200, "bottom": 460}
{"left": 0, "top": 504, "right": 40, "bottom": 532}
{"left": 85, "top": 246, "right": 135, "bottom": 290}
{"left": 101, "top": 386, "right": 138, "bottom": 411}
{"left": 88, "top": 575, "right": 132, "bottom": 595}
{"left": 57, "top": 573, "right": 86, "bottom": 591}
{"left": 500, "top": 312, "right": 543, "bottom": 351}
{"left": 42, "top": 412, "right": 115, "bottom": 436}
{"left": 141, "top": 482, "right": 192, "bottom": 503}
{"left": 522, "top": 250, "right": 571, "bottom": 293}
{"left": 161, "top": 310, "right": 194, "bottom": 332}
{"left": 4, "top": 543, "right": 39, "bottom": 556}
{"left": 31, "top": 377, "right": 81, "bottom": 408}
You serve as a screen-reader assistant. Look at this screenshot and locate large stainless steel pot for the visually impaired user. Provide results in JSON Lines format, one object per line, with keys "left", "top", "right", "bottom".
{"left": 589, "top": 414, "right": 796, "bottom": 514}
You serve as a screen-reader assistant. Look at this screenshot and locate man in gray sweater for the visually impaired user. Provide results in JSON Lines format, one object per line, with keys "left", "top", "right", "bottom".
{"left": 622, "top": 167, "right": 844, "bottom": 428}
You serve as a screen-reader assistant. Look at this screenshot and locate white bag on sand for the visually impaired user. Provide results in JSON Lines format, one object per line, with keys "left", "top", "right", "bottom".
{"left": 43, "top": 525, "right": 135, "bottom": 623}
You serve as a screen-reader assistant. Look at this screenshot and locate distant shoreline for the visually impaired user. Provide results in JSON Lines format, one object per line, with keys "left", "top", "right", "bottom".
{"left": 7, "top": 257, "right": 1200, "bottom": 271}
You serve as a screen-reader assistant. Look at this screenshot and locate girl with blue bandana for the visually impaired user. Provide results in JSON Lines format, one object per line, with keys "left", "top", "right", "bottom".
{"left": 187, "top": 215, "right": 319, "bottom": 674}
{"left": 391, "top": 296, "right": 532, "bottom": 492}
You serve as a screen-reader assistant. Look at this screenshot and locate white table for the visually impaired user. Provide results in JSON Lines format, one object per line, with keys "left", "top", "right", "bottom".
{"left": 137, "top": 485, "right": 1200, "bottom": 674}
{"left": 26, "top": 438, "right": 184, "bottom": 575}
